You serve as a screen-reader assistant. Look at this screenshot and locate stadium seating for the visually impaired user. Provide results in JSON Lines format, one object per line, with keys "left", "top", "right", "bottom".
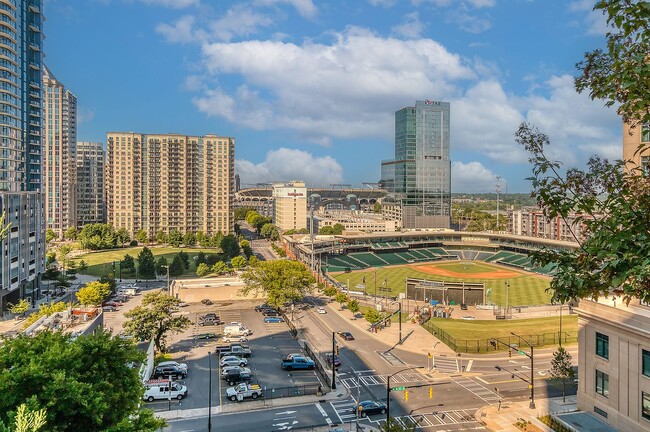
{"left": 350, "top": 252, "right": 390, "bottom": 267}
{"left": 377, "top": 252, "right": 411, "bottom": 265}
{"left": 484, "top": 250, "right": 518, "bottom": 262}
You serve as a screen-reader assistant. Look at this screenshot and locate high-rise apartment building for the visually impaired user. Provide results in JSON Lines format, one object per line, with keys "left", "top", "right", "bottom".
{"left": 272, "top": 181, "right": 307, "bottom": 231}
{"left": 106, "top": 133, "right": 235, "bottom": 238}
{"left": 43, "top": 65, "right": 77, "bottom": 237}
{"left": 0, "top": 0, "right": 46, "bottom": 312}
{"left": 76, "top": 142, "right": 105, "bottom": 226}
{"left": 380, "top": 100, "right": 451, "bottom": 229}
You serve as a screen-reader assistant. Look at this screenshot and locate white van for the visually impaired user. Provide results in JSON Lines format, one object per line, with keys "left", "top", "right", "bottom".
{"left": 117, "top": 288, "right": 138, "bottom": 296}
{"left": 223, "top": 324, "right": 252, "bottom": 337}
{"left": 143, "top": 380, "right": 187, "bottom": 402}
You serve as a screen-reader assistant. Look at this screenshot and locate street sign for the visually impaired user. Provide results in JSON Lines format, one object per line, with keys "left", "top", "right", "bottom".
{"left": 518, "top": 350, "right": 526, "bottom": 355}
{"left": 391, "top": 386, "right": 406, "bottom": 391}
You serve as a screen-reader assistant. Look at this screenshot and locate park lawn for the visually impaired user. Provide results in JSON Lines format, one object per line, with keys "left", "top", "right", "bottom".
{"left": 429, "top": 314, "right": 578, "bottom": 342}
{"left": 72, "top": 246, "right": 222, "bottom": 278}
{"left": 331, "top": 263, "right": 552, "bottom": 307}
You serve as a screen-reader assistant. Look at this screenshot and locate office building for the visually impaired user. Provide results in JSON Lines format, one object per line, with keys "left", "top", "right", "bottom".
{"left": 381, "top": 100, "right": 451, "bottom": 229}
{"left": 106, "top": 133, "right": 235, "bottom": 237}
{"left": 273, "top": 181, "right": 307, "bottom": 231}
{"left": 0, "top": 0, "right": 46, "bottom": 312}
{"left": 76, "top": 142, "right": 105, "bottom": 225}
{"left": 43, "top": 65, "right": 77, "bottom": 237}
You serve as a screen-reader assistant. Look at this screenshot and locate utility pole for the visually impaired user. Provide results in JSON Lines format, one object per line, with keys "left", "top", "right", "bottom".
{"left": 208, "top": 351, "right": 212, "bottom": 431}
{"left": 511, "top": 332, "right": 535, "bottom": 409}
{"left": 398, "top": 302, "right": 402, "bottom": 344}
{"left": 331, "top": 331, "right": 337, "bottom": 390}
{"left": 495, "top": 175, "right": 501, "bottom": 232}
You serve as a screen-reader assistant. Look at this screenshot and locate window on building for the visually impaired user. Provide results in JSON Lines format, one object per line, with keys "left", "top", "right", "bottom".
{"left": 643, "top": 350, "right": 650, "bottom": 378}
{"left": 595, "top": 370, "right": 609, "bottom": 398}
{"left": 596, "top": 333, "right": 609, "bottom": 359}
{"left": 643, "top": 392, "right": 650, "bottom": 421}
{"left": 642, "top": 123, "right": 650, "bottom": 143}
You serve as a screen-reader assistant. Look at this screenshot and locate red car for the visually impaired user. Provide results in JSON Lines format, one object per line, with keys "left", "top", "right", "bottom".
{"left": 104, "top": 301, "right": 123, "bottom": 307}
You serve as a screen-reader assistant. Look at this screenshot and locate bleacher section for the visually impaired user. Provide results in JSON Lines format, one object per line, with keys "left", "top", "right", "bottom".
{"left": 350, "top": 252, "right": 389, "bottom": 267}
{"left": 376, "top": 252, "right": 411, "bottom": 265}
{"left": 484, "top": 250, "right": 518, "bottom": 262}
{"left": 476, "top": 252, "right": 495, "bottom": 261}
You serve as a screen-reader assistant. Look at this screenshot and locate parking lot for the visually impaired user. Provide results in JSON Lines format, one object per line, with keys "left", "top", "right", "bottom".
{"left": 109, "top": 299, "right": 324, "bottom": 412}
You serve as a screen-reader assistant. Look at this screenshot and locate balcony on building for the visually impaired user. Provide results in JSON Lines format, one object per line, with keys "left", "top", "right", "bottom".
{"left": 29, "top": 90, "right": 40, "bottom": 99}
{"left": 29, "top": 81, "right": 40, "bottom": 90}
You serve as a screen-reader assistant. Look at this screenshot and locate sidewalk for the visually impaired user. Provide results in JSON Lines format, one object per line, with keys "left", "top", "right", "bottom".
{"left": 476, "top": 396, "right": 578, "bottom": 431}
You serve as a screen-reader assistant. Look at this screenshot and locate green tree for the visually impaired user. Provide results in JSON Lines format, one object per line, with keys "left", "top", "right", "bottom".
{"left": 57, "top": 245, "right": 72, "bottom": 274}
{"left": 168, "top": 229, "right": 182, "bottom": 248}
{"left": 99, "top": 275, "right": 116, "bottom": 294}
{"left": 45, "top": 229, "right": 57, "bottom": 243}
{"left": 177, "top": 250, "right": 190, "bottom": 270}
{"left": 220, "top": 235, "right": 240, "bottom": 259}
{"left": 240, "top": 260, "right": 315, "bottom": 308}
{"left": 297, "top": 228, "right": 309, "bottom": 234}
{"left": 205, "top": 254, "right": 221, "bottom": 267}
{"left": 135, "top": 229, "right": 148, "bottom": 245}
{"left": 211, "top": 261, "right": 228, "bottom": 275}
{"left": 331, "top": 223, "right": 345, "bottom": 235}
{"left": 196, "top": 262, "right": 211, "bottom": 277}
{"left": 183, "top": 232, "right": 196, "bottom": 247}
{"left": 323, "top": 286, "right": 338, "bottom": 298}
{"left": 78, "top": 223, "right": 118, "bottom": 250}
{"left": 364, "top": 308, "right": 383, "bottom": 324}
{"left": 123, "top": 291, "right": 191, "bottom": 352}
{"left": 373, "top": 202, "right": 382, "bottom": 213}
{"left": 78, "top": 260, "right": 88, "bottom": 272}
{"left": 76, "top": 281, "right": 111, "bottom": 306}
{"left": 248, "top": 255, "right": 259, "bottom": 266}
{"left": 155, "top": 230, "right": 167, "bottom": 245}
{"left": 550, "top": 346, "right": 575, "bottom": 403}
{"left": 230, "top": 255, "right": 247, "bottom": 269}
{"left": 347, "top": 299, "right": 360, "bottom": 314}
{"left": 64, "top": 226, "right": 77, "bottom": 241}
{"left": 121, "top": 254, "right": 136, "bottom": 273}
{"left": 319, "top": 226, "right": 334, "bottom": 235}
{"left": 0, "top": 331, "right": 165, "bottom": 432}
{"left": 195, "top": 231, "right": 206, "bottom": 246}
{"left": 234, "top": 207, "right": 254, "bottom": 220}
{"left": 116, "top": 227, "right": 130, "bottom": 246}
{"left": 195, "top": 251, "right": 206, "bottom": 266}
{"left": 137, "top": 247, "right": 156, "bottom": 279}
{"left": 22, "top": 302, "right": 70, "bottom": 329}
{"left": 335, "top": 292, "right": 348, "bottom": 304}
{"left": 155, "top": 256, "right": 168, "bottom": 276}
{"left": 210, "top": 232, "right": 224, "bottom": 248}
{"left": 0, "top": 403, "right": 47, "bottom": 432}
{"left": 168, "top": 255, "right": 184, "bottom": 276}
{"left": 7, "top": 299, "right": 30, "bottom": 317}
{"left": 46, "top": 252, "right": 56, "bottom": 267}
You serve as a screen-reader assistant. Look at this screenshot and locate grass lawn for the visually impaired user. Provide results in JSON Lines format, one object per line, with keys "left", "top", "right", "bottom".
{"left": 425, "top": 315, "right": 578, "bottom": 351}
{"left": 331, "top": 262, "right": 552, "bottom": 306}
{"left": 72, "top": 246, "right": 222, "bottom": 278}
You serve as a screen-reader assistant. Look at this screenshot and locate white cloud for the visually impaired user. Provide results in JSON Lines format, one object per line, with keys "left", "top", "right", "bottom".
{"left": 253, "top": 0, "right": 317, "bottom": 18}
{"left": 156, "top": 15, "right": 197, "bottom": 43}
{"left": 446, "top": 9, "right": 492, "bottom": 33}
{"left": 467, "top": 0, "right": 495, "bottom": 8}
{"left": 236, "top": 148, "right": 344, "bottom": 185}
{"left": 392, "top": 12, "right": 425, "bottom": 39}
{"left": 194, "top": 27, "right": 475, "bottom": 142}
{"left": 569, "top": 0, "right": 608, "bottom": 35}
{"left": 452, "top": 161, "right": 498, "bottom": 192}
{"left": 369, "top": 0, "right": 398, "bottom": 7}
{"left": 139, "top": 0, "right": 199, "bottom": 8}
{"left": 207, "top": 5, "right": 273, "bottom": 42}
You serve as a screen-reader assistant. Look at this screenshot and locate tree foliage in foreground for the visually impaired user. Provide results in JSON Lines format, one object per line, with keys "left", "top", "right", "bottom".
{"left": 240, "top": 260, "right": 315, "bottom": 308}
{"left": 123, "top": 291, "right": 191, "bottom": 352}
{"left": 0, "top": 331, "right": 165, "bottom": 432}
{"left": 0, "top": 403, "right": 47, "bottom": 432}
{"left": 519, "top": 1, "right": 650, "bottom": 304}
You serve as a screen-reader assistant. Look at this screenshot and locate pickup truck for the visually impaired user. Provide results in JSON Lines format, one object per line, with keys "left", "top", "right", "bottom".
{"left": 222, "top": 369, "right": 253, "bottom": 386}
{"left": 226, "top": 383, "right": 263, "bottom": 401}
{"left": 216, "top": 344, "right": 253, "bottom": 358}
{"left": 281, "top": 356, "right": 315, "bottom": 370}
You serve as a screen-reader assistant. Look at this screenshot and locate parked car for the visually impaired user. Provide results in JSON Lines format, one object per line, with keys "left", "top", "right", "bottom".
{"left": 281, "top": 356, "right": 315, "bottom": 370}
{"left": 222, "top": 369, "right": 253, "bottom": 386}
{"left": 325, "top": 353, "right": 341, "bottom": 367}
{"left": 201, "top": 299, "right": 213, "bottom": 305}
{"left": 339, "top": 331, "right": 355, "bottom": 341}
{"left": 152, "top": 365, "right": 187, "bottom": 380}
{"left": 200, "top": 313, "right": 219, "bottom": 321}
{"left": 178, "top": 301, "right": 189, "bottom": 307}
{"left": 353, "top": 400, "right": 387, "bottom": 417}
{"left": 197, "top": 332, "right": 219, "bottom": 340}
{"left": 317, "top": 307, "right": 327, "bottom": 314}
{"left": 217, "top": 344, "right": 252, "bottom": 358}
{"left": 283, "top": 353, "right": 304, "bottom": 361}
{"left": 221, "top": 335, "right": 249, "bottom": 343}
{"left": 157, "top": 361, "right": 188, "bottom": 373}
{"left": 264, "top": 316, "right": 284, "bottom": 323}
{"left": 220, "top": 356, "right": 248, "bottom": 368}
{"left": 143, "top": 380, "right": 187, "bottom": 402}
{"left": 198, "top": 318, "right": 221, "bottom": 326}
{"left": 262, "top": 309, "right": 280, "bottom": 317}
{"left": 102, "top": 305, "right": 118, "bottom": 312}
{"left": 254, "top": 303, "right": 271, "bottom": 312}
{"left": 103, "top": 301, "right": 123, "bottom": 307}
{"left": 221, "top": 365, "right": 251, "bottom": 376}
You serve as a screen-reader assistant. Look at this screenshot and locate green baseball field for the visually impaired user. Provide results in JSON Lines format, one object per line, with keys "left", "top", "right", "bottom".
{"left": 331, "top": 260, "right": 552, "bottom": 306}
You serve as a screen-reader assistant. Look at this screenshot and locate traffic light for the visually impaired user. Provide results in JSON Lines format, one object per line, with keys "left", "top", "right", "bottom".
{"left": 495, "top": 366, "right": 502, "bottom": 371}
{"left": 428, "top": 387, "right": 433, "bottom": 399}
{"left": 508, "top": 350, "right": 512, "bottom": 358}
{"left": 335, "top": 345, "right": 340, "bottom": 356}
{"left": 404, "top": 390, "right": 409, "bottom": 401}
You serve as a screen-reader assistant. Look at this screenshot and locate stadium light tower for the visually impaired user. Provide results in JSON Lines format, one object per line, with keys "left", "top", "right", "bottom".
{"left": 495, "top": 175, "right": 502, "bottom": 232}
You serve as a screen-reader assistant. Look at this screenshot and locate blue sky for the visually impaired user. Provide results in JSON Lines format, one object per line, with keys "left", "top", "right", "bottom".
{"left": 44, "top": 0, "right": 619, "bottom": 193}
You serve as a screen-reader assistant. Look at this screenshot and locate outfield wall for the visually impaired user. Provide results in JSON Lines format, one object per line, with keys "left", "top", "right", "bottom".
{"left": 405, "top": 277, "right": 485, "bottom": 305}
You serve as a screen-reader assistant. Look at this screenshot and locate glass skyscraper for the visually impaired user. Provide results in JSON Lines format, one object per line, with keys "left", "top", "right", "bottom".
{"left": 381, "top": 100, "right": 451, "bottom": 229}
{"left": 0, "top": 0, "right": 46, "bottom": 313}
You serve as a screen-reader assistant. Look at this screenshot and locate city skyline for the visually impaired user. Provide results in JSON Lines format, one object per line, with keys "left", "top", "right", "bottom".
{"left": 44, "top": 1, "right": 618, "bottom": 192}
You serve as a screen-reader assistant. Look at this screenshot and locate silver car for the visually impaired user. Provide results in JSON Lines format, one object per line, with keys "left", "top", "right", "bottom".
{"left": 220, "top": 355, "right": 248, "bottom": 367}
{"left": 221, "top": 365, "right": 251, "bottom": 376}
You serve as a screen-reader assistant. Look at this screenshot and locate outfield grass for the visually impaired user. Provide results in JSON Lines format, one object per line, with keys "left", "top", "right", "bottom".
{"left": 331, "top": 262, "right": 552, "bottom": 306}
{"left": 72, "top": 246, "right": 222, "bottom": 278}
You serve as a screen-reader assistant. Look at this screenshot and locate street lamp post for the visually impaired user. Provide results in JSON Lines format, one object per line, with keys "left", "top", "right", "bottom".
{"left": 331, "top": 331, "right": 337, "bottom": 390}
{"left": 386, "top": 366, "right": 421, "bottom": 424}
{"left": 208, "top": 351, "right": 212, "bottom": 431}
{"left": 511, "top": 332, "right": 535, "bottom": 409}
